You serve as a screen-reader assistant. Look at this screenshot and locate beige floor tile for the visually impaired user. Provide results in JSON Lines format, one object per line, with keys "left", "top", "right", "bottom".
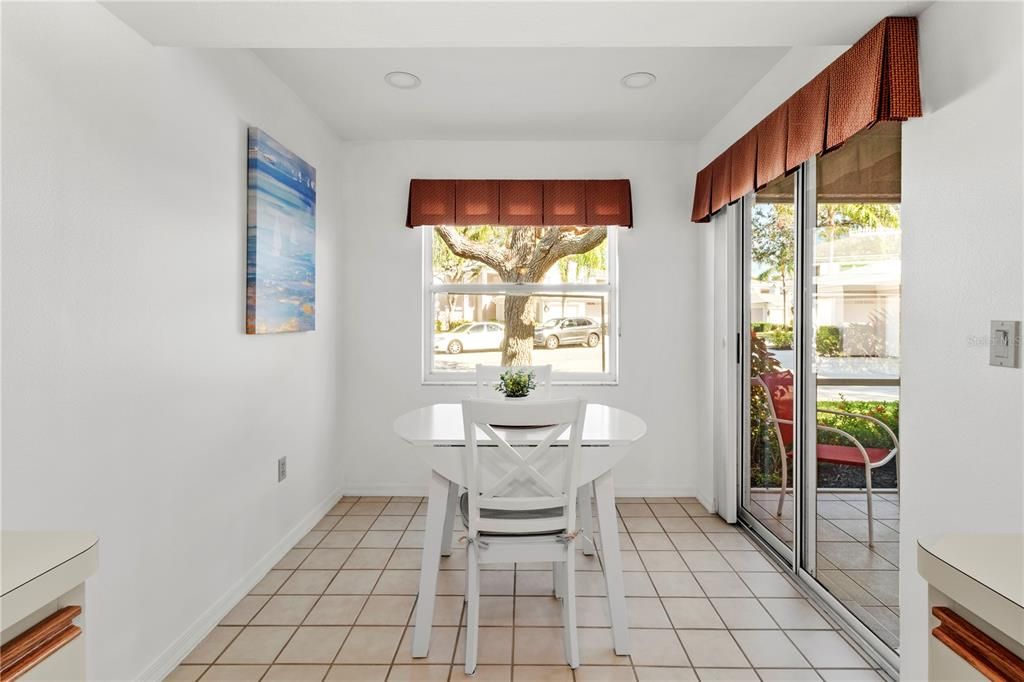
{"left": 720, "top": 552, "right": 775, "bottom": 572}
{"left": 383, "top": 502, "right": 421, "bottom": 515}
{"left": 326, "top": 569, "right": 381, "bottom": 594}
{"left": 578, "top": 628, "right": 631, "bottom": 666}
{"left": 785, "top": 630, "right": 870, "bottom": 668}
{"left": 481, "top": 570, "right": 516, "bottom": 595}
{"left": 649, "top": 572, "right": 702, "bottom": 597}
{"left": 455, "top": 626, "right": 514, "bottom": 664}
{"left": 628, "top": 628, "right": 689, "bottom": 667}
{"left": 343, "top": 548, "right": 395, "bottom": 570}
{"left": 694, "top": 518, "right": 736, "bottom": 533}
{"left": 707, "top": 598, "right": 773, "bottom": 629}
{"left": 450, "top": 665, "right": 511, "bottom": 681}
{"left": 221, "top": 596, "right": 269, "bottom": 626}
{"left": 512, "top": 627, "right": 571, "bottom": 665}
{"left": 661, "top": 598, "right": 724, "bottom": 629}
{"left": 329, "top": 501, "right": 355, "bottom": 515}
{"left": 576, "top": 597, "right": 611, "bottom": 627}
{"left": 355, "top": 595, "right": 415, "bottom": 625}
{"left": 262, "top": 664, "right": 330, "bottom": 681}
{"left": 626, "top": 597, "right": 671, "bottom": 628}
{"left": 614, "top": 569, "right": 655, "bottom": 593}
{"left": 617, "top": 503, "right": 654, "bottom": 517}
{"left": 276, "top": 549, "right": 314, "bottom": 570}
{"left": 512, "top": 665, "right": 574, "bottom": 681}
{"left": 374, "top": 569, "right": 421, "bottom": 595}
{"left": 669, "top": 534, "right": 715, "bottom": 551}
{"left": 387, "top": 664, "right": 451, "bottom": 681}
{"left": 730, "top": 630, "right": 808, "bottom": 668}
{"left": 515, "top": 596, "right": 563, "bottom": 626}
{"left": 252, "top": 595, "right": 318, "bottom": 625}
{"left": 694, "top": 573, "right": 752, "bottom": 598}
{"left": 843, "top": 570, "right": 899, "bottom": 606}
{"left": 625, "top": 517, "right": 665, "bottom": 533}
{"left": 304, "top": 595, "right": 367, "bottom": 625}
{"left": 371, "top": 516, "right": 411, "bottom": 531}
{"left": 678, "top": 551, "right": 730, "bottom": 572}
{"left": 251, "top": 570, "right": 292, "bottom": 595}
{"left": 198, "top": 665, "right": 268, "bottom": 681}
{"left": 759, "top": 599, "right": 831, "bottom": 629}
{"left": 441, "top": 551, "right": 468, "bottom": 570}
{"left": 693, "top": 669, "right": 758, "bottom": 681}
{"left": 816, "top": 543, "right": 896, "bottom": 571}
{"left": 386, "top": 549, "right": 422, "bottom": 570}
{"left": 280, "top": 571, "right": 337, "bottom": 595}
{"left": 218, "top": 626, "right": 295, "bottom": 664}
{"left": 516, "top": 570, "right": 554, "bottom": 596}
{"left": 634, "top": 667, "right": 699, "bottom": 681}
{"left": 321, "top": 532, "right": 365, "bottom": 549}
{"left": 638, "top": 551, "right": 688, "bottom": 572}
{"left": 324, "top": 665, "right": 388, "bottom": 681}
{"left": 574, "top": 666, "right": 638, "bottom": 681}
{"left": 632, "top": 534, "right": 675, "bottom": 551}
{"left": 355, "top": 531, "right": 402, "bottom": 549}
{"left": 393, "top": 626, "right": 459, "bottom": 665}
{"left": 659, "top": 518, "right": 699, "bottom": 532}
{"left": 349, "top": 502, "right": 386, "bottom": 515}
{"left": 737, "top": 572, "right": 801, "bottom": 598}
{"left": 437, "top": 570, "right": 467, "bottom": 595}
{"left": 648, "top": 503, "right": 688, "bottom": 518}
{"left": 302, "top": 549, "right": 353, "bottom": 571}
{"left": 418, "top": 594, "right": 466, "bottom": 626}
{"left": 576, "top": 571, "right": 612, "bottom": 596}
{"left": 183, "top": 626, "right": 241, "bottom": 664}
{"left": 676, "top": 630, "right": 748, "bottom": 668}
{"left": 756, "top": 669, "right": 822, "bottom": 681}
{"left": 166, "top": 665, "right": 206, "bottom": 682}
{"left": 620, "top": 551, "right": 646, "bottom": 571}
{"left": 706, "top": 535, "right": 755, "bottom": 551}
{"left": 681, "top": 504, "right": 713, "bottom": 518}
{"left": 335, "top": 626, "right": 404, "bottom": 664}
{"left": 296, "top": 532, "right": 327, "bottom": 549}
{"left": 816, "top": 670, "right": 884, "bottom": 681}
{"left": 398, "top": 531, "right": 426, "bottom": 548}
{"left": 334, "top": 516, "right": 374, "bottom": 531}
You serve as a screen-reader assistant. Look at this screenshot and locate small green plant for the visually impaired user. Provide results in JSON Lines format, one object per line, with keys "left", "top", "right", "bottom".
{"left": 495, "top": 369, "right": 537, "bottom": 398}
{"left": 767, "top": 328, "right": 794, "bottom": 349}
{"left": 816, "top": 325, "right": 843, "bottom": 357}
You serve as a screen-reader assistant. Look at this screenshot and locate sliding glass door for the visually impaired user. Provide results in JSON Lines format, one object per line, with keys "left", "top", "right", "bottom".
{"left": 738, "top": 123, "right": 902, "bottom": 669}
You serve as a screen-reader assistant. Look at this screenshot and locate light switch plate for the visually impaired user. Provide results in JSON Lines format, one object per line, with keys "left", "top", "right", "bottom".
{"left": 990, "top": 320, "right": 1020, "bottom": 368}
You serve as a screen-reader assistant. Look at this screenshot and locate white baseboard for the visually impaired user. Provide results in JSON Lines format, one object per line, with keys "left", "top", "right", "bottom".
{"left": 342, "top": 485, "right": 698, "bottom": 499}
{"left": 137, "top": 485, "right": 343, "bottom": 681}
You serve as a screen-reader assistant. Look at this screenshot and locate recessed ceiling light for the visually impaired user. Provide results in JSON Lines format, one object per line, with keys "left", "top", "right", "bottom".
{"left": 620, "top": 72, "right": 656, "bottom": 89}
{"left": 384, "top": 71, "right": 421, "bottom": 89}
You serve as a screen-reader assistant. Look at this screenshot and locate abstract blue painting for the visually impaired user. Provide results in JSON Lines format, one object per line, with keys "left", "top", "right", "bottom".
{"left": 246, "top": 128, "right": 317, "bottom": 334}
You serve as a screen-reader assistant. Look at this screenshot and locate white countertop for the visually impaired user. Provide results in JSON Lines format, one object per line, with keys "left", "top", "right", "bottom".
{"left": 2, "top": 532, "right": 98, "bottom": 598}
{"left": 918, "top": 533, "right": 1024, "bottom": 609}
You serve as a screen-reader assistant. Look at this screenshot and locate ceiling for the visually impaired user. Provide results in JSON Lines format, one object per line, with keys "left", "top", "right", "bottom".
{"left": 103, "top": 0, "right": 930, "bottom": 141}
{"left": 254, "top": 47, "right": 789, "bottom": 140}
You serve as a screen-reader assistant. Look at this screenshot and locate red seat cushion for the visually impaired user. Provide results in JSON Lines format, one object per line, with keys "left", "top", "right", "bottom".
{"left": 781, "top": 443, "right": 893, "bottom": 466}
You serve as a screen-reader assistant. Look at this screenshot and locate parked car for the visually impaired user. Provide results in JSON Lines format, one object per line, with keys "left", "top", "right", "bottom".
{"left": 533, "top": 317, "right": 602, "bottom": 349}
{"left": 434, "top": 321, "right": 504, "bottom": 354}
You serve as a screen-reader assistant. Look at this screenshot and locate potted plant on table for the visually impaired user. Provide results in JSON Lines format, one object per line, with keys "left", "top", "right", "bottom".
{"left": 494, "top": 369, "right": 536, "bottom": 399}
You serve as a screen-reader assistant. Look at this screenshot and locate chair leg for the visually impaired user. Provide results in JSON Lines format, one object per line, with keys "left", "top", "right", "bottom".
{"left": 777, "top": 455, "right": 788, "bottom": 516}
{"left": 464, "top": 547, "right": 480, "bottom": 675}
{"left": 865, "top": 464, "right": 874, "bottom": 547}
{"left": 561, "top": 550, "right": 579, "bottom": 669}
{"left": 553, "top": 562, "right": 563, "bottom": 599}
{"left": 578, "top": 483, "right": 595, "bottom": 556}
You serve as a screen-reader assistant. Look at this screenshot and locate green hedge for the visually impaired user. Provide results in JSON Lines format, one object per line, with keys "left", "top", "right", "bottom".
{"left": 752, "top": 321, "right": 787, "bottom": 333}
{"left": 767, "top": 328, "right": 793, "bottom": 349}
{"left": 435, "top": 319, "right": 471, "bottom": 332}
{"left": 816, "top": 325, "right": 843, "bottom": 357}
{"left": 816, "top": 399, "right": 899, "bottom": 449}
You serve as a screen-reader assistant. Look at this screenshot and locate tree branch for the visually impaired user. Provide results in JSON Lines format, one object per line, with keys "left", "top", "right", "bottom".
{"left": 435, "top": 226, "right": 506, "bottom": 274}
{"left": 536, "top": 227, "right": 608, "bottom": 273}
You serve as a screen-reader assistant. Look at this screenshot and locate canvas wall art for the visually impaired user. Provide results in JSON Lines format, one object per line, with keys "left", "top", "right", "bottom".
{"left": 246, "top": 127, "right": 316, "bottom": 334}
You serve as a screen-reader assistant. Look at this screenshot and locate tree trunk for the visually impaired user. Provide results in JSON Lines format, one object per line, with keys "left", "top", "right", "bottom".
{"left": 502, "top": 295, "right": 535, "bottom": 366}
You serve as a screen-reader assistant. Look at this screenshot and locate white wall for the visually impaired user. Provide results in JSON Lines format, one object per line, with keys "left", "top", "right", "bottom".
{"left": 1, "top": 3, "right": 345, "bottom": 679}
{"left": 900, "top": 3, "right": 1024, "bottom": 679}
{"left": 336, "top": 140, "right": 701, "bottom": 497}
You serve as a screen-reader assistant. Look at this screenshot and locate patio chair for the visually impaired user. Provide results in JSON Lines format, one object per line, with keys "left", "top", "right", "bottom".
{"left": 755, "top": 370, "right": 899, "bottom": 546}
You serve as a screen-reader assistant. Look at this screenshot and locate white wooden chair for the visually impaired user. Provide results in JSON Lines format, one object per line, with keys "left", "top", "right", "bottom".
{"left": 459, "top": 397, "right": 587, "bottom": 673}
{"left": 474, "top": 364, "right": 553, "bottom": 399}
{"left": 473, "top": 364, "right": 596, "bottom": 556}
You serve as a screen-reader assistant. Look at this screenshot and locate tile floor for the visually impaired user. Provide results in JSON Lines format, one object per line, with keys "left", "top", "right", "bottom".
{"left": 167, "top": 496, "right": 889, "bottom": 682}
{"left": 747, "top": 490, "right": 900, "bottom": 650}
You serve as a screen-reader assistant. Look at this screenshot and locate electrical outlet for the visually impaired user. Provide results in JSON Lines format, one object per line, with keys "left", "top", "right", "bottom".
{"left": 278, "top": 456, "right": 287, "bottom": 482}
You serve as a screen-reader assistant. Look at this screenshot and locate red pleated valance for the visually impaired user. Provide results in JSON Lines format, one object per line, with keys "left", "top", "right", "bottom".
{"left": 691, "top": 16, "right": 921, "bottom": 223}
{"left": 407, "top": 179, "right": 632, "bottom": 228}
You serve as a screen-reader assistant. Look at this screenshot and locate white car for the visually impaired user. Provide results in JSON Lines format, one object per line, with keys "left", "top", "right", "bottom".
{"left": 434, "top": 322, "right": 505, "bottom": 354}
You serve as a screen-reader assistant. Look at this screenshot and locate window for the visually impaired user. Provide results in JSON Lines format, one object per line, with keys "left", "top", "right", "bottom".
{"left": 424, "top": 225, "right": 618, "bottom": 383}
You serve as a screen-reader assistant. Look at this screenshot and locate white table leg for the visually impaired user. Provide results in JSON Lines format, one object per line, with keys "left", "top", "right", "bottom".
{"left": 441, "top": 481, "right": 459, "bottom": 557}
{"left": 594, "top": 470, "right": 630, "bottom": 655}
{"left": 413, "top": 469, "right": 451, "bottom": 657}
{"left": 578, "top": 482, "right": 595, "bottom": 556}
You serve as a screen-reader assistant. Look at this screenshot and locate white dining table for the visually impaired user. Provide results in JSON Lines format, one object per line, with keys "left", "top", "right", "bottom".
{"left": 393, "top": 402, "right": 647, "bottom": 658}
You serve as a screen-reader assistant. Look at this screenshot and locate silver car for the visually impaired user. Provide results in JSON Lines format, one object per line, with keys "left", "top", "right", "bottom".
{"left": 533, "top": 318, "right": 602, "bottom": 349}
{"left": 434, "top": 322, "right": 504, "bottom": 354}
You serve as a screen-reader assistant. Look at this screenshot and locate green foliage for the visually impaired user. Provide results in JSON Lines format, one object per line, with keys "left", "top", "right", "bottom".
{"left": 558, "top": 244, "right": 607, "bottom": 283}
{"left": 817, "top": 398, "right": 899, "bottom": 449}
{"left": 435, "top": 319, "right": 470, "bottom": 333}
{"left": 494, "top": 369, "right": 537, "bottom": 398}
{"left": 751, "top": 321, "right": 786, "bottom": 333}
{"left": 767, "top": 328, "right": 793, "bottom": 349}
{"left": 816, "top": 325, "right": 843, "bottom": 357}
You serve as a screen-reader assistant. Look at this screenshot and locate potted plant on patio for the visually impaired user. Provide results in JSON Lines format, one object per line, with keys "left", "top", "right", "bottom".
{"left": 494, "top": 368, "right": 536, "bottom": 399}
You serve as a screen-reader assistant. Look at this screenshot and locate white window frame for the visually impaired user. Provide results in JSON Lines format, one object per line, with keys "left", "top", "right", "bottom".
{"left": 422, "top": 226, "right": 619, "bottom": 385}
